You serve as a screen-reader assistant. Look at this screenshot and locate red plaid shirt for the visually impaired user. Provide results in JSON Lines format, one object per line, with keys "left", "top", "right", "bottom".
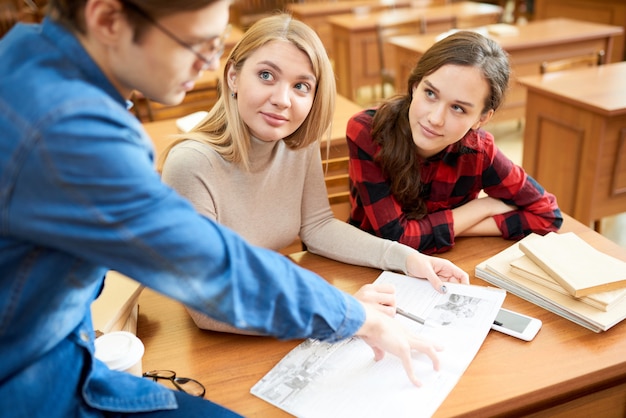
{"left": 347, "top": 109, "right": 562, "bottom": 254}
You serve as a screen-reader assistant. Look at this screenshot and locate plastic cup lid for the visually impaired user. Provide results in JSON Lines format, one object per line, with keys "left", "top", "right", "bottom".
{"left": 95, "top": 331, "right": 145, "bottom": 371}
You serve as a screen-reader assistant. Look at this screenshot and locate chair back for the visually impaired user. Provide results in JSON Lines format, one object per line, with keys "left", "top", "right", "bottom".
{"left": 540, "top": 50, "right": 606, "bottom": 74}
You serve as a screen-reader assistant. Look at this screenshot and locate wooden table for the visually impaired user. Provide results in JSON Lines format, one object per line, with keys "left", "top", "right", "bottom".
{"left": 518, "top": 61, "right": 626, "bottom": 228}
{"left": 534, "top": 0, "right": 626, "bottom": 62}
{"left": 388, "top": 18, "right": 624, "bottom": 124}
{"left": 136, "top": 213, "right": 626, "bottom": 417}
{"left": 327, "top": 1, "right": 503, "bottom": 101}
{"left": 287, "top": 0, "right": 416, "bottom": 58}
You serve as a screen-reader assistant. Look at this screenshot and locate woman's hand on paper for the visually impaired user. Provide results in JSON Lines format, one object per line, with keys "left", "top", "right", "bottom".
{"left": 353, "top": 283, "right": 396, "bottom": 317}
{"left": 356, "top": 303, "right": 443, "bottom": 386}
{"left": 406, "top": 252, "right": 470, "bottom": 293}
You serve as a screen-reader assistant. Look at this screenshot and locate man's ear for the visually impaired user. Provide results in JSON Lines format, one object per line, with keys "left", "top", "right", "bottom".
{"left": 473, "top": 109, "right": 494, "bottom": 130}
{"left": 83, "top": 0, "right": 127, "bottom": 45}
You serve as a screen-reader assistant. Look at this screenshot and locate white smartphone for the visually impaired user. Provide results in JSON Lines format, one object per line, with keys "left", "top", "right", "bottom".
{"left": 491, "top": 308, "right": 542, "bottom": 341}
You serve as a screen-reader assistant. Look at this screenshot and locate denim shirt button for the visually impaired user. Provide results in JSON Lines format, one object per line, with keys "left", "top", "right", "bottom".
{"left": 80, "top": 331, "right": 90, "bottom": 342}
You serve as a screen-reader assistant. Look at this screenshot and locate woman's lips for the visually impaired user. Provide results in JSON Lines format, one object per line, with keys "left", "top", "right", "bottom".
{"left": 261, "top": 112, "right": 288, "bottom": 127}
{"left": 420, "top": 123, "right": 441, "bottom": 138}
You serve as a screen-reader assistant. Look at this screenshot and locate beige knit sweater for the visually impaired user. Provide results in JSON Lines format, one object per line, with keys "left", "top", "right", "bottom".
{"left": 161, "top": 136, "right": 415, "bottom": 332}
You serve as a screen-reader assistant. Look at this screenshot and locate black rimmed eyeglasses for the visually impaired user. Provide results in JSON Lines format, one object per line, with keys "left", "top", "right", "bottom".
{"left": 121, "top": 1, "right": 231, "bottom": 70}
{"left": 143, "top": 369, "right": 206, "bottom": 398}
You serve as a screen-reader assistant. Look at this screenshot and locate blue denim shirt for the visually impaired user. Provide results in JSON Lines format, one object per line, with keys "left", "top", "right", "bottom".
{"left": 0, "top": 19, "right": 364, "bottom": 416}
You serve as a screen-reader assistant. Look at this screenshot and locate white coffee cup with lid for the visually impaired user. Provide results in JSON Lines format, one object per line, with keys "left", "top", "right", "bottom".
{"left": 95, "top": 331, "right": 145, "bottom": 376}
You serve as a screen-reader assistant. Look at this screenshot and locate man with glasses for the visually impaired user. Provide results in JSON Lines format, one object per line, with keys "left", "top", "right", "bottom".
{"left": 0, "top": 0, "right": 467, "bottom": 416}
{"left": 122, "top": 0, "right": 232, "bottom": 71}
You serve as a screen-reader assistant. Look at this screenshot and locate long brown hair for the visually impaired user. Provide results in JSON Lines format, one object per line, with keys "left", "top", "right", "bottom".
{"left": 372, "top": 30, "right": 510, "bottom": 219}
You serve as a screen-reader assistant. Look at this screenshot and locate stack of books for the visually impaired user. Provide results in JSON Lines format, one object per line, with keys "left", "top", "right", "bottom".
{"left": 475, "top": 232, "right": 626, "bottom": 332}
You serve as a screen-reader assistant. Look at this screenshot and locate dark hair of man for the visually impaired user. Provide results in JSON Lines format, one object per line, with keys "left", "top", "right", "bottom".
{"left": 47, "top": 0, "right": 220, "bottom": 40}
{"left": 371, "top": 31, "right": 510, "bottom": 220}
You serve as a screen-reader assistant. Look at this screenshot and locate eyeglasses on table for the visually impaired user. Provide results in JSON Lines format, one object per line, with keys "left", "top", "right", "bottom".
{"left": 143, "top": 369, "right": 206, "bottom": 398}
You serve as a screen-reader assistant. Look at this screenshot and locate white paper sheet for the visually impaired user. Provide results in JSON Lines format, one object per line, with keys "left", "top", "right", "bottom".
{"left": 251, "top": 271, "right": 505, "bottom": 418}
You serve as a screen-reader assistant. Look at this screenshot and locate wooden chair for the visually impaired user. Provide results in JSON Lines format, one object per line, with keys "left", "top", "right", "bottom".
{"left": 376, "top": 15, "right": 456, "bottom": 98}
{"left": 540, "top": 50, "right": 606, "bottom": 74}
{"left": 323, "top": 155, "right": 351, "bottom": 221}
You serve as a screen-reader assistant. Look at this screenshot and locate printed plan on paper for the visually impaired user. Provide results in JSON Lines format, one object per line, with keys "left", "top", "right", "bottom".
{"left": 251, "top": 271, "right": 505, "bottom": 418}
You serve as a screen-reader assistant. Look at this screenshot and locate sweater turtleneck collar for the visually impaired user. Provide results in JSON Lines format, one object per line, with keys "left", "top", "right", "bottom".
{"left": 249, "top": 135, "right": 281, "bottom": 171}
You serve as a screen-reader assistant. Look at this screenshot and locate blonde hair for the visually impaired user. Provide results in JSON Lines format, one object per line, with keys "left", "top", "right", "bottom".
{"left": 160, "top": 13, "right": 336, "bottom": 171}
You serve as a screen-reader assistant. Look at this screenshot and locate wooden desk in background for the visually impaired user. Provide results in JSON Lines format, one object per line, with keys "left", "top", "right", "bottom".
{"left": 388, "top": 18, "right": 624, "bottom": 124}
{"left": 534, "top": 0, "right": 626, "bottom": 62}
{"left": 327, "top": 1, "right": 502, "bottom": 101}
{"left": 518, "top": 61, "right": 626, "bottom": 228}
{"left": 287, "top": 0, "right": 415, "bottom": 58}
{"left": 136, "top": 214, "right": 626, "bottom": 417}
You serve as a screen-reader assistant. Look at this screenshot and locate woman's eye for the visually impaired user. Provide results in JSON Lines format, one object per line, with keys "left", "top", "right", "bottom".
{"left": 259, "top": 71, "right": 273, "bottom": 81}
{"left": 425, "top": 89, "right": 435, "bottom": 99}
{"left": 294, "top": 82, "right": 311, "bottom": 93}
{"left": 452, "top": 104, "right": 466, "bottom": 114}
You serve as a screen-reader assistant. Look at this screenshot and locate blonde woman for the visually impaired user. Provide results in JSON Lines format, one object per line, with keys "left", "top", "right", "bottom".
{"left": 162, "top": 14, "right": 469, "bottom": 334}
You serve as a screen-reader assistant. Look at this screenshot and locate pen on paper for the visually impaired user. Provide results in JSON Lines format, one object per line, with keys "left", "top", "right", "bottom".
{"left": 493, "top": 320, "right": 503, "bottom": 326}
{"left": 396, "top": 307, "right": 427, "bottom": 325}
